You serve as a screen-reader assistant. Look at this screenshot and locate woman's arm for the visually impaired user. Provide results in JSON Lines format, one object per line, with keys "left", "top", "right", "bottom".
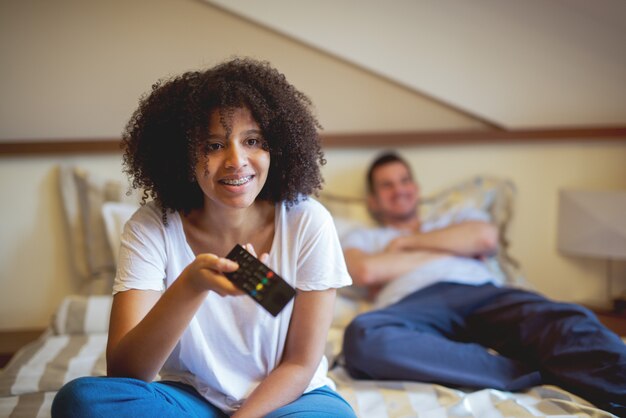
{"left": 232, "top": 288, "right": 336, "bottom": 418}
{"left": 106, "top": 254, "right": 242, "bottom": 381}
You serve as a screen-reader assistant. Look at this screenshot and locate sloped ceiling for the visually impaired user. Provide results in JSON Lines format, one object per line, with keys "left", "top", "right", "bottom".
{"left": 204, "top": 0, "right": 626, "bottom": 130}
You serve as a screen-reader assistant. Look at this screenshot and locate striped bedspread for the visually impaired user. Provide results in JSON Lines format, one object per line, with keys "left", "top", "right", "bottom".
{"left": 0, "top": 296, "right": 617, "bottom": 418}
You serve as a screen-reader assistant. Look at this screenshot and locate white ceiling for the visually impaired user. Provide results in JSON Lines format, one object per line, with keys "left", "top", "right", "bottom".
{"left": 204, "top": 0, "right": 626, "bottom": 130}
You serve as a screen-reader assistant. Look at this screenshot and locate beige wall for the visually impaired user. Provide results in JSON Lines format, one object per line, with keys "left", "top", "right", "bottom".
{"left": 323, "top": 143, "right": 626, "bottom": 305}
{"left": 0, "top": 0, "right": 483, "bottom": 138}
{"left": 206, "top": 0, "right": 626, "bottom": 128}
{"left": 1, "top": 0, "right": 625, "bottom": 330}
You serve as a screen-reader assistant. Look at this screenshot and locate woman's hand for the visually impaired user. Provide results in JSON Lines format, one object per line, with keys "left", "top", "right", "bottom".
{"left": 183, "top": 243, "right": 269, "bottom": 296}
{"left": 183, "top": 253, "right": 243, "bottom": 296}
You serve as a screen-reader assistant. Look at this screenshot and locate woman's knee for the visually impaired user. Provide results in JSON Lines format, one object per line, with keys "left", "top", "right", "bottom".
{"left": 51, "top": 377, "right": 103, "bottom": 418}
{"left": 265, "top": 386, "right": 356, "bottom": 418}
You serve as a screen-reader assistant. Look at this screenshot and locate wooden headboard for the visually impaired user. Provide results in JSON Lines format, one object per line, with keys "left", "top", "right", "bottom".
{"left": 1, "top": 126, "right": 625, "bottom": 155}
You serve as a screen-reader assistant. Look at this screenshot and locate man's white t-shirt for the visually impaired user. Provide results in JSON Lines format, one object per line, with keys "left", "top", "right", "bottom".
{"left": 342, "top": 208, "right": 496, "bottom": 309}
{"left": 113, "top": 198, "right": 351, "bottom": 413}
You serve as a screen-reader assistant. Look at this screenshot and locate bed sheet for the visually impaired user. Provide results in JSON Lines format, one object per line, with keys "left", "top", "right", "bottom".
{"left": 0, "top": 296, "right": 617, "bottom": 418}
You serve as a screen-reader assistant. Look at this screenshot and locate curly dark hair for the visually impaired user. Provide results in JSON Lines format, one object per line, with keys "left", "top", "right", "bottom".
{"left": 121, "top": 57, "right": 325, "bottom": 220}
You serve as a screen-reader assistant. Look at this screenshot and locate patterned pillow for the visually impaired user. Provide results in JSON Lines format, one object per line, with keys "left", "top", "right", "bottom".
{"left": 320, "top": 175, "right": 527, "bottom": 289}
{"left": 58, "top": 165, "right": 141, "bottom": 294}
{"left": 421, "top": 176, "right": 526, "bottom": 287}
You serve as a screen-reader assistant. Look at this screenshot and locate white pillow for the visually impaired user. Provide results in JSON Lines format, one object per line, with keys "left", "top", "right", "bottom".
{"left": 101, "top": 201, "right": 139, "bottom": 264}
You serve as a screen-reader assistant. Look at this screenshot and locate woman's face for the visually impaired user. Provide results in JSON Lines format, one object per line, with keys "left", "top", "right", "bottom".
{"left": 194, "top": 107, "right": 270, "bottom": 211}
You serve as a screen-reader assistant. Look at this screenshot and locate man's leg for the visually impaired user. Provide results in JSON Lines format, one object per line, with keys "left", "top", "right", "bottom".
{"left": 342, "top": 282, "right": 541, "bottom": 391}
{"left": 468, "top": 287, "right": 626, "bottom": 416}
{"left": 51, "top": 376, "right": 226, "bottom": 418}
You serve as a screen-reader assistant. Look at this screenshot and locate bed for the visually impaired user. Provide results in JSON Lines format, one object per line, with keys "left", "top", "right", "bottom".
{"left": 0, "top": 165, "right": 617, "bottom": 418}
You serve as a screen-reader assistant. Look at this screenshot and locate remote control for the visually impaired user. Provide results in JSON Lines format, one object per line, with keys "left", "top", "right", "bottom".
{"left": 225, "top": 244, "right": 295, "bottom": 317}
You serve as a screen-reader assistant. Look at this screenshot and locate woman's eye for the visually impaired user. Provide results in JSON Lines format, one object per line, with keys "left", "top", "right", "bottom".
{"left": 246, "top": 138, "right": 269, "bottom": 150}
{"left": 207, "top": 143, "right": 223, "bottom": 152}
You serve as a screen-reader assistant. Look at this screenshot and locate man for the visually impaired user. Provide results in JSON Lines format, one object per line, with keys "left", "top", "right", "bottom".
{"left": 341, "top": 152, "right": 625, "bottom": 416}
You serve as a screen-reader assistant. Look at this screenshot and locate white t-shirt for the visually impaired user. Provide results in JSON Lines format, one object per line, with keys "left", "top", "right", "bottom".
{"left": 113, "top": 198, "right": 351, "bottom": 413}
{"left": 342, "top": 208, "right": 495, "bottom": 309}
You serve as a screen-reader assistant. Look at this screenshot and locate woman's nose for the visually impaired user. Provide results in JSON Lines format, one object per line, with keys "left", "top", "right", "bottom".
{"left": 224, "top": 143, "right": 247, "bottom": 168}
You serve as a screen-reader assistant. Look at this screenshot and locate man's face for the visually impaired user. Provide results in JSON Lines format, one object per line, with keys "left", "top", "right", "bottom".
{"left": 369, "top": 161, "right": 419, "bottom": 224}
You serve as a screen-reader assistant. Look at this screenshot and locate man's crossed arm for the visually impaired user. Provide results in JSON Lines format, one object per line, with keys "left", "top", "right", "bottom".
{"left": 344, "top": 221, "right": 498, "bottom": 287}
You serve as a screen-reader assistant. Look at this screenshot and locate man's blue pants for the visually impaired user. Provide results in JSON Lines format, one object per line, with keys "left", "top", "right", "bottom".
{"left": 343, "top": 282, "right": 626, "bottom": 415}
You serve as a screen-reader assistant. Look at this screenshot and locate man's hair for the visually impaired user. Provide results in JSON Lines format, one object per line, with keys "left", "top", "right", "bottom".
{"left": 121, "top": 58, "right": 325, "bottom": 221}
{"left": 366, "top": 152, "right": 413, "bottom": 193}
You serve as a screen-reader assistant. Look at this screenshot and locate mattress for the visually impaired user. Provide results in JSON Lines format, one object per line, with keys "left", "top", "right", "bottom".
{"left": 0, "top": 296, "right": 616, "bottom": 418}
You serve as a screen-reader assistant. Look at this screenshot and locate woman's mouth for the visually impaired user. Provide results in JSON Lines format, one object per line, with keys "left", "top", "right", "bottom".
{"left": 220, "top": 176, "right": 253, "bottom": 186}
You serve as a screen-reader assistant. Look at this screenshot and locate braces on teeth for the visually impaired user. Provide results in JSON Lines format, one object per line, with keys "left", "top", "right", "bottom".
{"left": 222, "top": 176, "right": 251, "bottom": 186}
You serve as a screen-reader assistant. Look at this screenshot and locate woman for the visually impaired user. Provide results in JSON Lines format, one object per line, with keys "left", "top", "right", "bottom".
{"left": 52, "top": 58, "right": 355, "bottom": 418}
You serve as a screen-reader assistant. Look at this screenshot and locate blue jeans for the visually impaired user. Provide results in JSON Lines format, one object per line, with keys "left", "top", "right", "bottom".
{"left": 51, "top": 377, "right": 356, "bottom": 418}
{"left": 343, "top": 282, "right": 626, "bottom": 416}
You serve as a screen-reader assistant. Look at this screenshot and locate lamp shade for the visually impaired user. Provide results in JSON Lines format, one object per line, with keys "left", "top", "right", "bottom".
{"left": 557, "top": 190, "right": 626, "bottom": 260}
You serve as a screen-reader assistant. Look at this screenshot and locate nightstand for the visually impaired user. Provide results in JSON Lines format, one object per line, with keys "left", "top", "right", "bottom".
{"left": 0, "top": 329, "right": 45, "bottom": 368}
